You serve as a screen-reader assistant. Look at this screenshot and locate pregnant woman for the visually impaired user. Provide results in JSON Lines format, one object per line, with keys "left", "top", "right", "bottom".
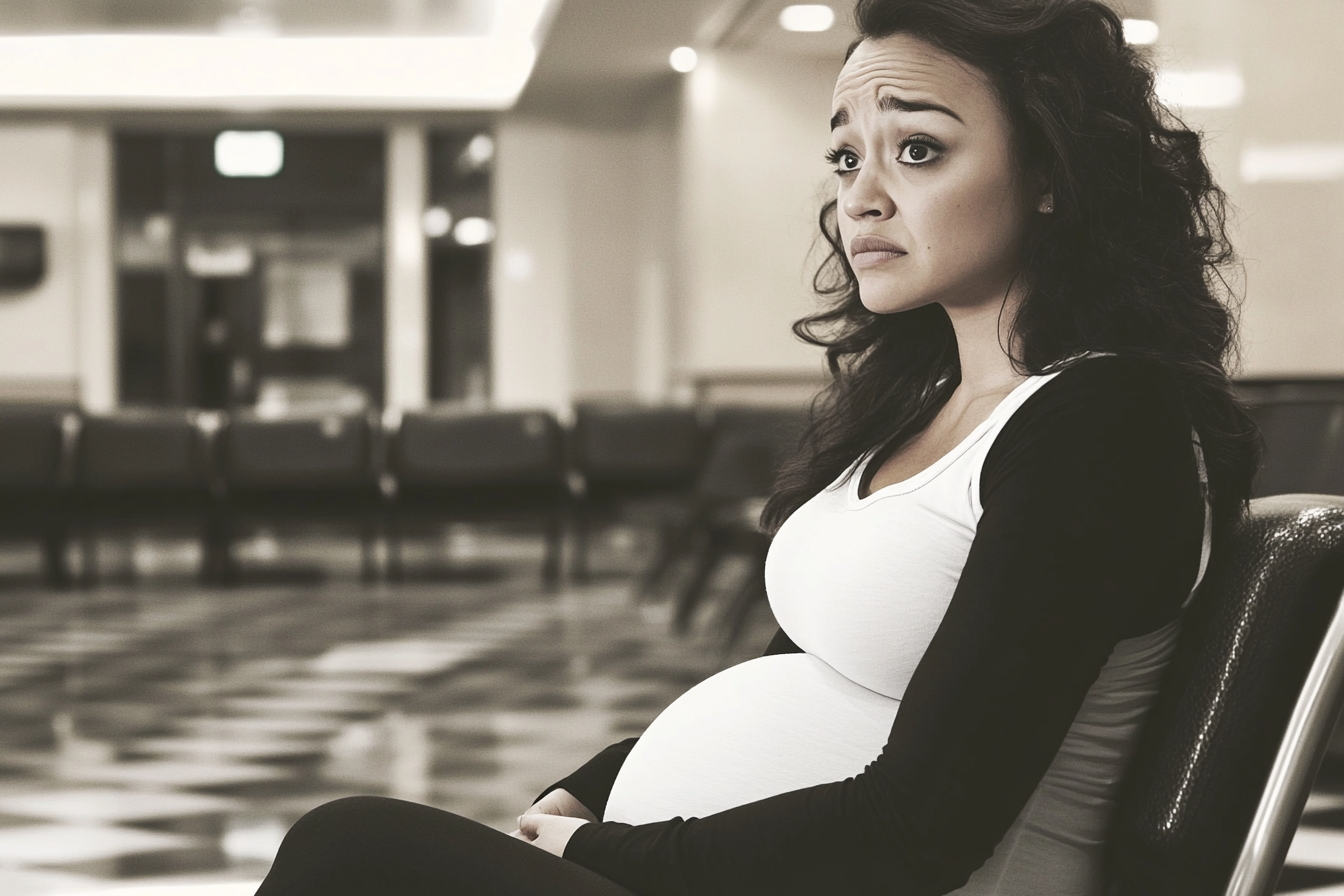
{"left": 254, "top": 0, "right": 1259, "bottom": 893}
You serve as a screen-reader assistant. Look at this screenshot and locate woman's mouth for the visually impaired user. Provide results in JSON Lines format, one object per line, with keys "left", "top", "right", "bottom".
{"left": 849, "top": 235, "right": 907, "bottom": 269}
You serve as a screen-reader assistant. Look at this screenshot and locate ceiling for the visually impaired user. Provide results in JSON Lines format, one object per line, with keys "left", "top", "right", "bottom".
{"left": 515, "top": 0, "right": 858, "bottom": 123}
{"left": 0, "top": 0, "right": 496, "bottom": 36}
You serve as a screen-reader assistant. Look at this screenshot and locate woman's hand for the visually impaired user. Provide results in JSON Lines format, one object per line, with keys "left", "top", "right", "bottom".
{"left": 515, "top": 812, "right": 591, "bottom": 857}
{"left": 522, "top": 788, "right": 598, "bottom": 823}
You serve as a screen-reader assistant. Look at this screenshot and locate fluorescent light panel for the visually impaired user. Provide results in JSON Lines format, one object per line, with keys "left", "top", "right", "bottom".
{"left": 1122, "top": 19, "right": 1159, "bottom": 45}
{"left": 1156, "top": 67, "right": 1244, "bottom": 109}
{"left": 0, "top": 0, "right": 554, "bottom": 110}
{"left": 1241, "top": 143, "right": 1344, "bottom": 183}
{"left": 215, "top": 130, "right": 284, "bottom": 177}
{"left": 779, "top": 5, "right": 836, "bottom": 33}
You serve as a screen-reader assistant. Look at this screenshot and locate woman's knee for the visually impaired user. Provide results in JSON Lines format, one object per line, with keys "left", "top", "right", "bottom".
{"left": 280, "top": 796, "right": 409, "bottom": 854}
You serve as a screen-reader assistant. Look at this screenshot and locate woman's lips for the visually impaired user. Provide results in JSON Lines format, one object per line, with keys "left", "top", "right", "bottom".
{"left": 849, "top": 235, "right": 907, "bottom": 269}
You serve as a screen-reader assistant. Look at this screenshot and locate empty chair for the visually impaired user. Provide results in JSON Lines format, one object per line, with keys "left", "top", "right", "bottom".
{"left": 569, "top": 403, "right": 707, "bottom": 582}
{"left": 666, "top": 405, "right": 809, "bottom": 637}
{"left": 389, "top": 407, "right": 567, "bottom": 586}
{"left": 1105, "top": 494, "right": 1344, "bottom": 895}
{"left": 221, "top": 410, "right": 383, "bottom": 582}
{"left": 74, "top": 409, "right": 221, "bottom": 583}
{"left": 1249, "top": 399, "right": 1344, "bottom": 496}
{"left": 0, "top": 406, "right": 74, "bottom": 586}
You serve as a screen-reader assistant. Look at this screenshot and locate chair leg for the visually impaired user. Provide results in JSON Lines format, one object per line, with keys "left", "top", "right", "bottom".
{"left": 571, "top": 508, "right": 590, "bottom": 584}
{"left": 720, "top": 567, "right": 768, "bottom": 652}
{"left": 672, "top": 532, "right": 725, "bottom": 635}
{"left": 360, "top": 516, "right": 379, "bottom": 583}
{"left": 542, "top": 511, "right": 563, "bottom": 591}
{"left": 41, "top": 525, "right": 71, "bottom": 590}
{"left": 388, "top": 515, "right": 405, "bottom": 583}
{"left": 634, "top": 521, "right": 690, "bottom": 601}
{"left": 79, "top": 531, "right": 98, "bottom": 589}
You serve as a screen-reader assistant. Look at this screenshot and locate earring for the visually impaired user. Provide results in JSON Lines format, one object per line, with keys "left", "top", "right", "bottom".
{"left": 1040, "top": 197, "right": 1054, "bottom": 214}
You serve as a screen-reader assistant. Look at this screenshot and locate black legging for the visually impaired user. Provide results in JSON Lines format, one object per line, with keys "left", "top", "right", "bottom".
{"left": 254, "top": 796, "right": 637, "bottom": 896}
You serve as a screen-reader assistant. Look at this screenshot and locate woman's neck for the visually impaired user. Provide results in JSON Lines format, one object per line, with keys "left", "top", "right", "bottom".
{"left": 944, "top": 292, "right": 1027, "bottom": 400}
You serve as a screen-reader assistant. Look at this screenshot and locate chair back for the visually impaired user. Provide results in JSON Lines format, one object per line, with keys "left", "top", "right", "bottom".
{"left": 224, "top": 411, "right": 376, "bottom": 490}
{"left": 0, "top": 406, "right": 69, "bottom": 491}
{"left": 1250, "top": 400, "right": 1344, "bottom": 496}
{"left": 1106, "top": 494, "right": 1344, "bottom": 896}
{"left": 571, "top": 404, "right": 705, "bottom": 494}
{"left": 393, "top": 408, "right": 563, "bottom": 489}
{"left": 77, "top": 409, "right": 209, "bottom": 491}
{"left": 696, "top": 406, "right": 808, "bottom": 503}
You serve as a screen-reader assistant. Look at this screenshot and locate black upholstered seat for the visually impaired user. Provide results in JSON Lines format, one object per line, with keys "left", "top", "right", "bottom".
{"left": 1106, "top": 494, "right": 1344, "bottom": 896}
{"left": 389, "top": 407, "right": 567, "bottom": 586}
{"left": 74, "top": 408, "right": 223, "bottom": 583}
{"left": 0, "top": 405, "right": 74, "bottom": 586}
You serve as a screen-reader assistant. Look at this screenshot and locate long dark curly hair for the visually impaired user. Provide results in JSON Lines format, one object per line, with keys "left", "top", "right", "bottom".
{"left": 760, "top": 0, "right": 1259, "bottom": 536}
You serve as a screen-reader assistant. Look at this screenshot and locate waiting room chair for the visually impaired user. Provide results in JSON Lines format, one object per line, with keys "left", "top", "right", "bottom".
{"left": 0, "top": 405, "right": 74, "bottom": 586}
{"left": 220, "top": 410, "right": 383, "bottom": 582}
{"left": 74, "top": 408, "right": 223, "bottom": 584}
{"left": 568, "top": 403, "right": 706, "bottom": 583}
{"left": 388, "top": 407, "right": 567, "bottom": 587}
{"left": 1105, "top": 493, "right": 1344, "bottom": 896}
{"left": 665, "top": 405, "right": 808, "bottom": 636}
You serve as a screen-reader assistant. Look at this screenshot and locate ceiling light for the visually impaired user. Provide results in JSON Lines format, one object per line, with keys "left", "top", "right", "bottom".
{"left": 458, "top": 134, "right": 496, "bottom": 172}
{"left": 453, "top": 217, "right": 496, "bottom": 246}
{"left": 1122, "top": 19, "right": 1160, "bottom": 45}
{"left": 780, "top": 5, "right": 835, "bottom": 32}
{"left": 422, "top": 207, "right": 452, "bottom": 238}
{"left": 670, "top": 46, "right": 698, "bottom": 74}
{"left": 0, "top": 0, "right": 557, "bottom": 111}
{"left": 215, "top": 130, "right": 284, "bottom": 177}
{"left": 1241, "top": 143, "right": 1344, "bottom": 183}
{"left": 1156, "top": 67, "right": 1243, "bottom": 109}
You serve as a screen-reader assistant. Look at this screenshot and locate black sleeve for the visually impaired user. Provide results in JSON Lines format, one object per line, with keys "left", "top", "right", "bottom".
{"left": 561, "top": 357, "right": 1205, "bottom": 896}
{"left": 536, "top": 628, "right": 805, "bottom": 815}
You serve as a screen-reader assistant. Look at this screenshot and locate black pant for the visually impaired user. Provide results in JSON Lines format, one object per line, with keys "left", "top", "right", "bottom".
{"left": 254, "top": 796, "right": 638, "bottom": 896}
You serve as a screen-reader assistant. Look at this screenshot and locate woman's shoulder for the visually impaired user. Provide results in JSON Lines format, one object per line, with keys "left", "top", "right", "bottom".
{"left": 1019, "top": 354, "right": 1188, "bottom": 429}
{"left": 989, "top": 354, "right": 1193, "bottom": 473}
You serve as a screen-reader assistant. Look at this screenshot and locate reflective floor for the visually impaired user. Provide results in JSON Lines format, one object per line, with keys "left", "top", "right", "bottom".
{"left": 0, "top": 526, "right": 776, "bottom": 895}
{"left": 0, "top": 525, "right": 1341, "bottom": 895}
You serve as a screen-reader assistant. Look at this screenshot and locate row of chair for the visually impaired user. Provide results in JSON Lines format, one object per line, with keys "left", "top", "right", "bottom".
{"left": 0, "top": 402, "right": 806, "bottom": 589}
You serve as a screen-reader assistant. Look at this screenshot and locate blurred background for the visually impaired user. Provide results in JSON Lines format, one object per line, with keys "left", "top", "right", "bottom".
{"left": 0, "top": 0, "right": 1339, "bottom": 894}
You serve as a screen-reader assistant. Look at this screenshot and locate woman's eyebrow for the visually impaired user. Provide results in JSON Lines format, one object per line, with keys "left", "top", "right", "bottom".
{"left": 830, "top": 95, "right": 964, "bottom": 131}
{"left": 878, "top": 93, "right": 963, "bottom": 123}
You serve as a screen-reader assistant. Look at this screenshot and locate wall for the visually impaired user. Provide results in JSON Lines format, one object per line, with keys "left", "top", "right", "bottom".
{"left": 0, "top": 122, "right": 114, "bottom": 407}
{"left": 676, "top": 51, "right": 835, "bottom": 384}
{"left": 0, "top": 125, "right": 80, "bottom": 402}
{"left": 1157, "top": 0, "right": 1344, "bottom": 376}
{"left": 492, "top": 86, "right": 680, "bottom": 413}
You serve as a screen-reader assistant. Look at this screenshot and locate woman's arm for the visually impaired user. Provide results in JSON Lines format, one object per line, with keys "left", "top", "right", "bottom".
{"left": 561, "top": 358, "right": 1205, "bottom": 896}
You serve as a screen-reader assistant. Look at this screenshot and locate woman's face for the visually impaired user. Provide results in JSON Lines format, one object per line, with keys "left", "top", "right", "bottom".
{"left": 830, "top": 34, "right": 1044, "bottom": 315}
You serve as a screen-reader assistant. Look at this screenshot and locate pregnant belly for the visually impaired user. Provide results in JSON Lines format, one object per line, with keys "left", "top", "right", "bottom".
{"left": 604, "top": 653, "right": 900, "bottom": 825}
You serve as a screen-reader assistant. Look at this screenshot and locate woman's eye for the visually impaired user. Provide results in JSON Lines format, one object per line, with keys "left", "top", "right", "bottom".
{"left": 898, "top": 140, "right": 941, "bottom": 165}
{"left": 829, "top": 150, "right": 859, "bottom": 173}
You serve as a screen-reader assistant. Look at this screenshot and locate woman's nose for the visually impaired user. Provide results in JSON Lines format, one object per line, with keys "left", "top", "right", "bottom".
{"left": 841, "top": 169, "right": 895, "bottom": 221}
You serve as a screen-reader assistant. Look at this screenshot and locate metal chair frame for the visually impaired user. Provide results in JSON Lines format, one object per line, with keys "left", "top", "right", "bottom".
{"left": 1224, "top": 580, "right": 1344, "bottom": 896}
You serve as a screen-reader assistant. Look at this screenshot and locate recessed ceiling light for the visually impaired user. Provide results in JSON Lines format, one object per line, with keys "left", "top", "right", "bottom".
{"left": 453, "top": 217, "right": 496, "bottom": 246}
{"left": 1122, "top": 19, "right": 1160, "bottom": 45}
{"left": 214, "top": 130, "right": 283, "bottom": 177}
{"left": 670, "top": 46, "right": 698, "bottom": 73}
{"left": 780, "top": 5, "right": 835, "bottom": 33}
{"left": 422, "top": 207, "right": 452, "bottom": 238}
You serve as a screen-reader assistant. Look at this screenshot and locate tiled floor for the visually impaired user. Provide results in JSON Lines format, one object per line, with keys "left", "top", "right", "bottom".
{"left": 0, "top": 527, "right": 775, "bottom": 895}
{"left": 1, "top": 525, "right": 1343, "bottom": 894}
